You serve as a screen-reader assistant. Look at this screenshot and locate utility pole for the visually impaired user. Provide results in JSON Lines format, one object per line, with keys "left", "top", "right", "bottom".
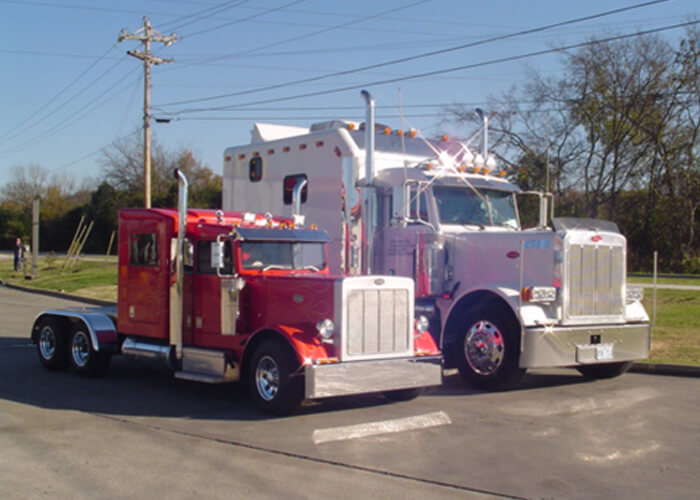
{"left": 118, "top": 17, "right": 176, "bottom": 208}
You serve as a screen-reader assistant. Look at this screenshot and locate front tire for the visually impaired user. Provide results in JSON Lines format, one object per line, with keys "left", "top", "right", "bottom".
{"left": 36, "top": 317, "right": 69, "bottom": 371}
{"left": 577, "top": 361, "right": 632, "bottom": 379}
{"left": 452, "top": 304, "right": 525, "bottom": 390}
{"left": 248, "top": 340, "right": 303, "bottom": 415}
{"left": 69, "top": 323, "right": 111, "bottom": 377}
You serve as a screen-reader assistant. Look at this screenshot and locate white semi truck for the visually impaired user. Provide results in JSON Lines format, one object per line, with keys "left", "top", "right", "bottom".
{"left": 222, "top": 91, "right": 650, "bottom": 389}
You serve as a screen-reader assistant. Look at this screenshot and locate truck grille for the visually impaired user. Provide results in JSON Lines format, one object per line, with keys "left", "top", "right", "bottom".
{"left": 340, "top": 277, "right": 413, "bottom": 361}
{"left": 565, "top": 243, "right": 624, "bottom": 321}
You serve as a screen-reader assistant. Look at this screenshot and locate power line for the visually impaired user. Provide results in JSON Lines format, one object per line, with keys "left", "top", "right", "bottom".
{"left": 157, "top": 0, "right": 671, "bottom": 109}
{"left": 0, "top": 44, "right": 123, "bottom": 144}
{"left": 180, "top": 0, "right": 307, "bottom": 39}
{"left": 161, "top": 19, "right": 699, "bottom": 116}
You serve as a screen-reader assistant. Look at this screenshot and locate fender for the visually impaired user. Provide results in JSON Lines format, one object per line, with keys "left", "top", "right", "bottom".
{"left": 445, "top": 286, "right": 520, "bottom": 327}
{"left": 244, "top": 324, "right": 333, "bottom": 366}
{"left": 31, "top": 309, "right": 119, "bottom": 352}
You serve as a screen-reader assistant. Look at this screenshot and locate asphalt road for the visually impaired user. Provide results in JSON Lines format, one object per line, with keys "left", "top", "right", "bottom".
{"left": 1, "top": 286, "right": 698, "bottom": 500}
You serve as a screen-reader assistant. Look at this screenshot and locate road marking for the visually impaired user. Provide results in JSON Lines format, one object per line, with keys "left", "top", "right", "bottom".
{"left": 312, "top": 411, "right": 451, "bottom": 445}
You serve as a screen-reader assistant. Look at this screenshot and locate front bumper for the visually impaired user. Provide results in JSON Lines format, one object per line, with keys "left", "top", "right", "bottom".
{"left": 520, "top": 322, "right": 651, "bottom": 369}
{"left": 304, "top": 356, "right": 442, "bottom": 399}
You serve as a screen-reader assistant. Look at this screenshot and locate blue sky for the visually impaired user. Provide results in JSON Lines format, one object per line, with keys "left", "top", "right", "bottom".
{"left": 1, "top": 0, "right": 698, "bottom": 189}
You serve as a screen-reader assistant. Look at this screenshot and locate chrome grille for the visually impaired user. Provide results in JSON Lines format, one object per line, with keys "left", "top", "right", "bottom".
{"left": 566, "top": 243, "right": 624, "bottom": 320}
{"left": 344, "top": 286, "right": 411, "bottom": 360}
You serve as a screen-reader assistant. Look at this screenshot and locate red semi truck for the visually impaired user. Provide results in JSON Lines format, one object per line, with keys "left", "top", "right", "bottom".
{"left": 30, "top": 171, "right": 441, "bottom": 414}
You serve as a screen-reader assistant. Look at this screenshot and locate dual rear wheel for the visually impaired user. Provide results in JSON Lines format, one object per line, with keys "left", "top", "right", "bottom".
{"left": 36, "top": 317, "right": 110, "bottom": 377}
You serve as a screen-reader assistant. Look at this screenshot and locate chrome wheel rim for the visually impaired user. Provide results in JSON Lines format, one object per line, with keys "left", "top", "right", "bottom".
{"left": 255, "top": 355, "right": 279, "bottom": 402}
{"left": 39, "top": 326, "right": 56, "bottom": 360}
{"left": 464, "top": 320, "right": 504, "bottom": 376}
{"left": 71, "top": 331, "right": 90, "bottom": 368}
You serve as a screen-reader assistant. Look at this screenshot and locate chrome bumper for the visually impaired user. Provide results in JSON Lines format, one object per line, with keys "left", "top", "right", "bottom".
{"left": 304, "top": 356, "right": 442, "bottom": 399}
{"left": 520, "top": 323, "right": 651, "bottom": 369}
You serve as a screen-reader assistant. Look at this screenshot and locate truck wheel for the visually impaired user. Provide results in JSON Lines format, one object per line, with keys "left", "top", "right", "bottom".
{"left": 384, "top": 388, "right": 422, "bottom": 402}
{"left": 453, "top": 305, "right": 525, "bottom": 390}
{"left": 36, "top": 317, "right": 69, "bottom": 371}
{"left": 69, "top": 323, "right": 111, "bottom": 377}
{"left": 248, "top": 340, "right": 303, "bottom": 415}
{"left": 577, "top": 362, "right": 632, "bottom": 379}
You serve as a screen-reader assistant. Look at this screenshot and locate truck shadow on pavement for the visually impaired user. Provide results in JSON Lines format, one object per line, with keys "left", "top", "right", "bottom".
{"left": 1, "top": 338, "right": 593, "bottom": 420}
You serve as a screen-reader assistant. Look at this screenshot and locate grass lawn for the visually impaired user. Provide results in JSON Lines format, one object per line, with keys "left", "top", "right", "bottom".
{"left": 1, "top": 256, "right": 698, "bottom": 365}
{"left": 0, "top": 256, "right": 117, "bottom": 302}
{"left": 643, "top": 288, "right": 700, "bottom": 366}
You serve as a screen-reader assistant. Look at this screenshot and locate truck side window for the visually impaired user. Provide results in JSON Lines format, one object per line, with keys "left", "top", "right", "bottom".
{"left": 130, "top": 233, "right": 159, "bottom": 267}
{"left": 283, "top": 174, "right": 308, "bottom": 205}
{"left": 409, "top": 189, "right": 429, "bottom": 221}
{"left": 249, "top": 157, "right": 263, "bottom": 182}
{"left": 197, "top": 241, "right": 232, "bottom": 274}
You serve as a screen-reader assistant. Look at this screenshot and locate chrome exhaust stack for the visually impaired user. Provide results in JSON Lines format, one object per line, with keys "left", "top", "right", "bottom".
{"left": 292, "top": 177, "right": 308, "bottom": 226}
{"left": 361, "top": 90, "right": 376, "bottom": 274}
{"left": 170, "top": 168, "right": 188, "bottom": 360}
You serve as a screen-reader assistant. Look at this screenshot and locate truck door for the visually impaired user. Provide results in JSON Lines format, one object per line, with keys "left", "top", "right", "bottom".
{"left": 191, "top": 240, "right": 236, "bottom": 346}
{"left": 121, "top": 220, "right": 170, "bottom": 339}
{"left": 382, "top": 182, "right": 433, "bottom": 280}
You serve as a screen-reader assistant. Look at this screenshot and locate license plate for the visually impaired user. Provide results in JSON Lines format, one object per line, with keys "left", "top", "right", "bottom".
{"left": 596, "top": 343, "right": 614, "bottom": 361}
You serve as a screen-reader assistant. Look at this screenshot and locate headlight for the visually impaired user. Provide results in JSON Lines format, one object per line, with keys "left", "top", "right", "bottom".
{"left": 626, "top": 285, "right": 644, "bottom": 303}
{"left": 414, "top": 315, "right": 430, "bottom": 336}
{"left": 316, "top": 319, "right": 335, "bottom": 342}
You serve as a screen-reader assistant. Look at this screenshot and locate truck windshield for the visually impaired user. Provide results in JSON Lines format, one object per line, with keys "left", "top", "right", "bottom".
{"left": 240, "top": 241, "right": 326, "bottom": 271}
{"left": 433, "top": 186, "right": 519, "bottom": 229}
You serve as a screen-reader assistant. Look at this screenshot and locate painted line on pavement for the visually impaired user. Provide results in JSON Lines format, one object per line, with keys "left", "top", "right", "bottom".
{"left": 312, "top": 411, "right": 451, "bottom": 445}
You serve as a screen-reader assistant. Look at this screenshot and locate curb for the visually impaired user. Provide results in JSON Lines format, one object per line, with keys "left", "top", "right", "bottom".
{"left": 1, "top": 281, "right": 116, "bottom": 307}
{"left": 630, "top": 362, "right": 700, "bottom": 378}
{"left": 3, "top": 281, "right": 699, "bottom": 378}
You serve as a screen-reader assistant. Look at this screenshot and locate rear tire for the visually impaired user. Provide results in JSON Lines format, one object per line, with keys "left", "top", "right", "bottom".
{"left": 384, "top": 388, "right": 422, "bottom": 402}
{"left": 452, "top": 304, "right": 525, "bottom": 390}
{"left": 36, "top": 317, "right": 69, "bottom": 371}
{"left": 577, "top": 361, "right": 632, "bottom": 379}
{"left": 69, "top": 323, "right": 111, "bottom": 377}
{"left": 248, "top": 340, "right": 303, "bottom": 415}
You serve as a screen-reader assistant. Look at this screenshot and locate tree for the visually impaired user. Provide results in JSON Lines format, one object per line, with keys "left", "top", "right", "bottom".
{"left": 100, "top": 130, "right": 221, "bottom": 209}
{"left": 446, "top": 28, "right": 700, "bottom": 272}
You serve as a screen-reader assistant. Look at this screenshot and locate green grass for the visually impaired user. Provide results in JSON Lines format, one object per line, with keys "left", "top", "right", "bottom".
{"left": 0, "top": 256, "right": 117, "bottom": 302}
{"left": 628, "top": 276, "right": 700, "bottom": 287}
{"left": 643, "top": 289, "right": 700, "bottom": 366}
{"left": 1, "top": 257, "right": 698, "bottom": 365}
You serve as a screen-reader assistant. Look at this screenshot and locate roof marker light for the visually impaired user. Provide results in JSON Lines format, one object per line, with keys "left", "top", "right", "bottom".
{"left": 384, "top": 127, "right": 391, "bottom": 135}
{"left": 409, "top": 129, "right": 417, "bottom": 138}
{"left": 397, "top": 129, "right": 404, "bottom": 137}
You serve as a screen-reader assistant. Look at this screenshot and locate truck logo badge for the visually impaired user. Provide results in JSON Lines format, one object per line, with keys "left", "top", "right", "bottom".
{"left": 506, "top": 251, "right": 519, "bottom": 259}
{"left": 591, "top": 235, "right": 602, "bottom": 242}
{"left": 374, "top": 278, "right": 385, "bottom": 286}
{"left": 293, "top": 294, "right": 304, "bottom": 303}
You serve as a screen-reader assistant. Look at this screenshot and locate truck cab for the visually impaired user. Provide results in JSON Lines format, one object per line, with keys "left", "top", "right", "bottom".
{"left": 221, "top": 92, "right": 650, "bottom": 390}
{"left": 31, "top": 173, "right": 441, "bottom": 414}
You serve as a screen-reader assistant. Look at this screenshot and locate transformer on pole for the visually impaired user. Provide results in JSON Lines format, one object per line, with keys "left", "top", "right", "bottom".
{"left": 118, "top": 17, "right": 176, "bottom": 208}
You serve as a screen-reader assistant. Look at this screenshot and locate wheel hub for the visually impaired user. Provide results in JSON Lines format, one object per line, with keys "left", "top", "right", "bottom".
{"left": 71, "top": 331, "right": 90, "bottom": 368}
{"left": 255, "top": 355, "right": 280, "bottom": 402}
{"left": 464, "top": 320, "right": 504, "bottom": 376}
{"left": 39, "top": 327, "right": 56, "bottom": 359}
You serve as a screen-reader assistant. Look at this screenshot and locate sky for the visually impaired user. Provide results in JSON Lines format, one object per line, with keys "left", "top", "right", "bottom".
{"left": 1, "top": 0, "right": 698, "bottom": 190}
